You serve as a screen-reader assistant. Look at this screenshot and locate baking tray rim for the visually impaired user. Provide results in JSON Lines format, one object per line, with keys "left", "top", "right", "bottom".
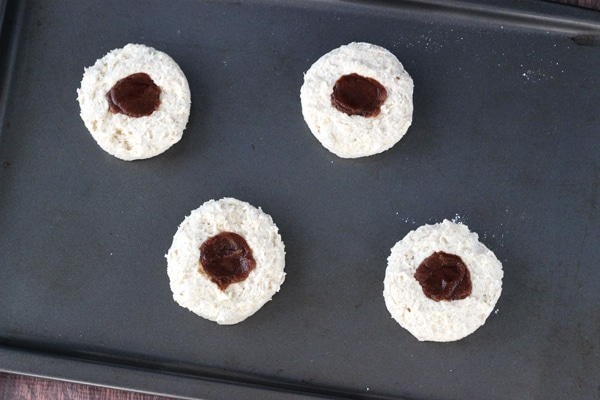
{"left": 0, "top": 340, "right": 403, "bottom": 400}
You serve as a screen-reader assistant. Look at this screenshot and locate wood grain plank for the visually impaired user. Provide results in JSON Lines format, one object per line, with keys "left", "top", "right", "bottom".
{"left": 0, "top": 372, "right": 175, "bottom": 400}
{"left": 544, "top": 0, "right": 600, "bottom": 10}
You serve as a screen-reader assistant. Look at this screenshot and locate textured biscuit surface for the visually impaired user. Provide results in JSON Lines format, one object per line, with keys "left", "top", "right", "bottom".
{"left": 383, "top": 220, "right": 503, "bottom": 342}
{"left": 77, "top": 43, "right": 191, "bottom": 160}
{"left": 166, "top": 198, "right": 286, "bottom": 325}
{"left": 300, "top": 42, "right": 413, "bottom": 158}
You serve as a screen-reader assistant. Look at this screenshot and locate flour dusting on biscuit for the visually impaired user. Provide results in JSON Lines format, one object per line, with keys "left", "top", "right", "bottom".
{"left": 77, "top": 43, "right": 191, "bottom": 160}
{"left": 300, "top": 42, "right": 413, "bottom": 158}
{"left": 166, "top": 198, "right": 286, "bottom": 325}
{"left": 383, "top": 220, "right": 503, "bottom": 342}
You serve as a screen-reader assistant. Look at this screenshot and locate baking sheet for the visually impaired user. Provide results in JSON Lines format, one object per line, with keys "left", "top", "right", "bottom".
{"left": 1, "top": 0, "right": 600, "bottom": 399}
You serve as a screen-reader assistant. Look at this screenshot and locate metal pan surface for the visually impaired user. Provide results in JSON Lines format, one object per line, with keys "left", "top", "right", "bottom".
{"left": 1, "top": 1, "right": 599, "bottom": 399}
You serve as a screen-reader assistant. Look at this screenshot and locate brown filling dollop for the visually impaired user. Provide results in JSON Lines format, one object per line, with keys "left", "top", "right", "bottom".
{"left": 414, "top": 251, "right": 472, "bottom": 302}
{"left": 331, "top": 73, "right": 387, "bottom": 117}
{"left": 106, "top": 72, "right": 161, "bottom": 117}
{"left": 199, "top": 232, "right": 256, "bottom": 290}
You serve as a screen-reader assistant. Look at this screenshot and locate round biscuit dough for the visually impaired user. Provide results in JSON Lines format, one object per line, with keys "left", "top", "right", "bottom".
{"left": 300, "top": 42, "right": 413, "bottom": 158}
{"left": 77, "top": 43, "right": 191, "bottom": 160}
{"left": 383, "top": 220, "right": 503, "bottom": 342}
{"left": 166, "top": 198, "right": 286, "bottom": 325}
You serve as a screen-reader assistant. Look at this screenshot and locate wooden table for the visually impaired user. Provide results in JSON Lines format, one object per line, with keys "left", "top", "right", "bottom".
{"left": 0, "top": 372, "right": 174, "bottom": 400}
{"left": 545, "top": 0, "right": 600, "bottom": 10}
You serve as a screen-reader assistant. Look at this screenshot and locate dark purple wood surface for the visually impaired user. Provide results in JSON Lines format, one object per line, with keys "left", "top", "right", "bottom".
{"left": 545, "top": 0, "right": 600, "bottom": 10}
{"left": 0, "top": 373, "right": 174, "bottom": 400}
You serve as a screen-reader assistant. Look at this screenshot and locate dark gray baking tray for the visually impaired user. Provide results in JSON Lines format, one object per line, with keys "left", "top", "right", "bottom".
{"left": 1, "top": 0, "right": 600, "bottom": 399}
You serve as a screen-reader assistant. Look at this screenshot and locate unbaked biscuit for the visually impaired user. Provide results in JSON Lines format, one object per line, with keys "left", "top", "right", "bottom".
{"left": 300, "top": 42, "right": 413, "bottom": 158}
{"left": 383, "top": 220, "right": 503, "bottom": 342}
{"left": 166, "top": 198, "right": 286, "bottom": 325}
{"left": 77, "top": 43, "right": 191, "bottom": 160}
